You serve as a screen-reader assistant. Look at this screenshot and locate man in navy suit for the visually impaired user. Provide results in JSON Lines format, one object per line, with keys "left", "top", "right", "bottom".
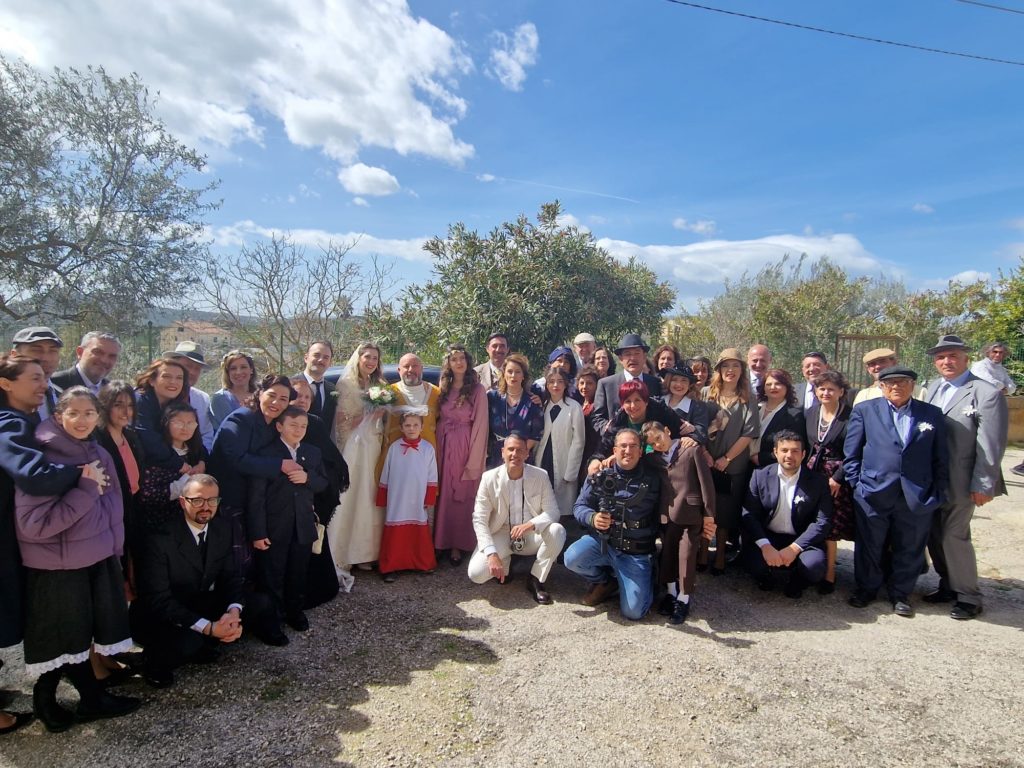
{"left": 50, "top": 331, "right": 121, "bottom": 394}
{"left": 299, "top": 340, "right": 337, "bottom": 428}
{"left": 591, "top": 334, "right": 663, "bottom": 435}
{"left": 742, "top": 430, "right": 832, "bottom": 598}
{"left": 844, "top": 366, "right": 948, "bottom": 617}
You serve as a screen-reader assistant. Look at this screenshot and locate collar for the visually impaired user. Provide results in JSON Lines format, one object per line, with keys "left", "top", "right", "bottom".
{"left": 887, "top": 399, "right": 912, "bottom": 415}
{"left": 776, "top": 464, "right": 800, "bottom": 484}
{"left": 944, "top": 370, "right": 972, "bottom": 388}
{"left": 304, "top": 371, "right": 324, "bottom": 386}
{"left": 76, "top": 363, "right": 100, "bottom": 389}
{"left": 185, "top": 518, "right": 208, "bottom": 541}
{"left": 399, "top": 437, "right": 422, "bottom": 454}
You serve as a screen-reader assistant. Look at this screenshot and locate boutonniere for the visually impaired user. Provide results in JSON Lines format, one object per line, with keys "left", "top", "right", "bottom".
{"left": 961, "top": 405, "right": 976, "bottom": 418}
{"left": 917, "top": 422, "right": 933, "bottom": 433}
{"left": 793, "top": 493, "right": 807, "bottom": 506}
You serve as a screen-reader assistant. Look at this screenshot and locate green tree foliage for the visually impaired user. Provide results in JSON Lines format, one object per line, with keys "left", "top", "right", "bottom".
{"left": 0, "top": 57, "right": 218, "bottom": 331}
{"left": 366, "top": 202, "right": 675, "bottom": 367}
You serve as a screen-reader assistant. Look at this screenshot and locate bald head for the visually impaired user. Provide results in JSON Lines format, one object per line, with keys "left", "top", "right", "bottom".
{"left": 747, "top": 345, "right": 772, "bottom": 377}
{"left": 398, "top": 354, "right": 423, "bottom": 386}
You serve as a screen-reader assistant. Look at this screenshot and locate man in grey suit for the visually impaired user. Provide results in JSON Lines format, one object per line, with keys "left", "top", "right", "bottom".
{"left": 924, "top": 334, "right": 1008, "bottom": 620}
{"left": 591, "top": 334, "right": 663, "bottom": 435}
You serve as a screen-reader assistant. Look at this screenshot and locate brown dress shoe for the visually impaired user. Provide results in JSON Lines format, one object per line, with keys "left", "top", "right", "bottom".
{"left": 581, "top": 580, "right": 617, "bottom": 607}
{"left": 527, "top": 576, "right": 553, "bottom": 604}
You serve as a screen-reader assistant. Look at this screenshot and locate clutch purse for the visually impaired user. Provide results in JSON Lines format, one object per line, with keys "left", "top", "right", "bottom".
{"left": 312, "top": 514, "right": 326, "bottom": 555}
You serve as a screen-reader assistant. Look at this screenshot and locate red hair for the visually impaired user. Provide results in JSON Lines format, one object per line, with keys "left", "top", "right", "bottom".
{"left": 618, "top": 378, "right": 649, "bottom": 404}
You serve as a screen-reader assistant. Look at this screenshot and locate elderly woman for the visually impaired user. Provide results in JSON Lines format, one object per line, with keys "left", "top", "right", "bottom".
{"left": 533, "top": 367, "right": 586, "bottom": 518}
{"left": 434, "top": 345, "right": 488, "bottom": 566}
{"left": 327, "top": 342, "right": 387, "bottom": 572}
{"left": 652, "top": 344, "right": 682, "bottom": 375}
{"left": 0, "top": 355, "right": 85, "bottom": 734}
{"left": 751, "top": 368, "right": 806, "bottom": 467}
{"left": 15, "top": 386, "right": 140, "bottom": 731}
{"left": 593, "top": 345, "right": 616, "bottom": 379}
{"left": 687, "top": 356, "right": 712, "bottom": 398}
{"left": 288, "top": 375, "right": 348, "bottom": 607}
{"left": 804, "top": 370, "right": 853, "bottom": 594}
{"left": 210, "top": 350, "right": 258, "bottom": 429}
{"left": 700, "top": 349, "right": 760, "bottom": 574}
{"left": 208, "top": 374, "right": 298, "bottom": 590}
{"left": 486, "top": 353, "right": 543, "bottom": 469}
{"left": 134, "top": 357, "right": 192, "bottom": 473}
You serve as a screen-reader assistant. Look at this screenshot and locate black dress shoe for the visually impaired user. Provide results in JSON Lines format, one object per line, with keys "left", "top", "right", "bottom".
{"left": 950, "top": 601, "right": 983, "bottom": 620}
{"left": 816, "top": 579, "right": 835, "bottom": 595}
{"left": 0, "top": 711, "right": 33, "bottom": 735}
{"left": 259, "top": 629, "right": 290, "bottom": 647}
{"left": 656, "top": 593, "right": 675, "bottom": 616}
{"left": 783, "top": 581, "right": 805, "bottom": 600}
{"left": 33, "top": 685, "right": 74, "bottom": 734}
{"left": 527, "top": 576, "right": 552, "bottom": 605}
{"left": 77, "top": 691, "right": 142, "bottom": 723}
{"left": 192, "top": 644, "right": 221, "bottom": 665}
{"left": 922, "top": 588, "right": 957, "bottom": 604}
{"left": 892, "top": 600, "right": 915, "bottom": 618}
{"left": 143, "top": 667, "right": 175, "bottom": 689}
{"left": 756, "top": 576, "right": 774, "bottom": 592}
{"left": 382, "top": 572, "right": 397, "bottom": 583}
{"left": 848, "top": 593, "right": 873, "bottom": 608}
{"left": 669, "top": 600, "right": 690, "bottom": 625}
{"left": 286, "top": 611, "right": 310, "bottom": 631}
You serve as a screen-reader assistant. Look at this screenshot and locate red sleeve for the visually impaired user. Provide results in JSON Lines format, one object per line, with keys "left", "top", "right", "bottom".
{"left": 375, "top": 485, "right": 388, "bottom": 507}
{"left": 424, "top": 483, "right": 438, "bottom": 506}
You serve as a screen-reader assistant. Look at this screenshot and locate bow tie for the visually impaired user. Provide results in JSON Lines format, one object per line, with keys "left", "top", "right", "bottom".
{"left": 400, "top": 438, "right": 421, "bottom": 454}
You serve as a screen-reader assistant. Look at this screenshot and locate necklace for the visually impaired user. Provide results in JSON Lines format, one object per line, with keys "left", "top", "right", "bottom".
{"left": 817, "top": 407, "right": 835, "bottom": 441}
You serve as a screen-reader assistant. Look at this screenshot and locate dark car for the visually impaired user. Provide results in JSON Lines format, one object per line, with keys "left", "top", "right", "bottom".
{"left": 324, "top": 363, "right": 442, "bottom": 386}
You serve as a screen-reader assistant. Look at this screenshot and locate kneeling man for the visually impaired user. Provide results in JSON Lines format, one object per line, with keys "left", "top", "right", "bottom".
{"left": 469, "top": 432, "right": 566, "bottom": 604}
{"left": 565, "top": 428, "right": 663, "bottom": 620}
{"left": 741, "top": 430, "right": 832, "bottom": 598}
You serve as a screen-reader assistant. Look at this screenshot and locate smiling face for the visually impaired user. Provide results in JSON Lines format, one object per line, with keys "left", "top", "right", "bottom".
{"left": 774, "top": 439, "right": 805, "bottom": 474}
{"left": 0, "top": 361, "right": 47, "bottom": 412}
{"left": 747, "top": 345, "right": 771, "bottom": 377}
{"left": 933, "top": 348, "right": 969, "bottom": 381}
{"left": 646, "top": 426, "right": 673, "bottom": 453}
{"left": 802, "top": 356, "right": 825, "bottom": 382}
{"left": 594, "top": 349, "right": 611, "bottom": 376}
{"left": 399, "top": 354, "right": 423, "bottom": 386}
{"left": 448, "top": 349, "right": 468, "bottom": 376}
{"left": 277, "top": 413, "right": 309, "bottom": 447}
{"left": 259, "top": 384, "right": 293, "bottom": 421}
{"left": 865, "top": 355, "right": 897, "bottom": 382}
{"left": 668, "top": 374, "right": 690, "bottom": 398}
{"left": 576, "top": 375, "right": 597, "bottom": 403}
{"left": 690, "top": 361, "right": 708, "bottom": 388}
{"left": 56, "top": 395, "right": 100, "bottom": 440}
{"left": 168, "top": 410, "right": 199, "bottom": 448}
{"left": 618, "top": 346, "right": 645, "bottom": 375}
{"left": 304, "top": 343, "right": 333, "bottom": 379}
{"left": 718, "top": 359, "right": 742, "bottom": 385}
{"left": 816, "top": 381, "right": 841, "bottom": 405}
{"left": 358, "top": 347, "right": 380, "bottom": 380}
{"left": 622, "top": 392, "right": 648, "bottom": 423}
{"left": 153, "top": 363, "right": 186, "bottom": 404}
{"left": 487, "top": 336, "right": 508, "bottom": 367}
{"left": 502, "top": 435, "right": 529, "bottom": 473}
{"left": 108, "top": 392, "right": 135, "bottom": 430}
{"left": 763, "top": 375, "right": 788, "bottom": 403}
{"left": 78, "top": 337, "right": 120, "bottom": 382}
{"left": 227, "top": 357, "right": 253, "bottom": 389}
{"left": 16, "top": 340, "right": 62, "bottom": 377}
{"left": 656, "top": 350, "right": 676, "bottom": 371}
{"left": 613, "top": 430, "right": 642, "bottom": 471}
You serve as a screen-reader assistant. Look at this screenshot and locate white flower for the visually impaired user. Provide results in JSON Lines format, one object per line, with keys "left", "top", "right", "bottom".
{"left": 962, "top": 405, "right": 976, "bottom": 418}
{"left": 918, "top": 422, "right": 933, "bottom": 433}
{"left": 793, "top": 493, "right": 807, "bottom": 506}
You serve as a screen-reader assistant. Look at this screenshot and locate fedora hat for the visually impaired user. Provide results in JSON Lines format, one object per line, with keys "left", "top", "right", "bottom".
{"left": 613, "top": 334, "right": 650, "bottom": 355}
{"left": 925, "top": 334, "right": 970, "bottom": 356}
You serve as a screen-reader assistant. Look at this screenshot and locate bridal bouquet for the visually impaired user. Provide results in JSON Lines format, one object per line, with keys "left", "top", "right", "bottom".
{"left": 365, "top": 386, "right": 397, "bottom": 407}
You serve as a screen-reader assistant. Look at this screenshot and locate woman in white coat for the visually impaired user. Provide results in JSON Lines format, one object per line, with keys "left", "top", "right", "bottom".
{"left": 533, "top": 368, "right": 585, "bottom": 518}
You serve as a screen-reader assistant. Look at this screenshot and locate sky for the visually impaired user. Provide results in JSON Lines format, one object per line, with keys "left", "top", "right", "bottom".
{"left": 3, "top": 0, "right": 1024, "bottom": 313}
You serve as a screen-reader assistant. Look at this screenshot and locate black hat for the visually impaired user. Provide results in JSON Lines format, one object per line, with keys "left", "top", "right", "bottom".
{"left": 926, "top": 334, "right": 970, "bottom": 356}
{"left": 877, "top": 365, "right": 918, "bottom": 382}
{"left": 662, "top": 365, "right": 697, "bottom": 383}
{"left": 613, "top": 334, "right": 650, "bottom": 355}
{"left": 12, "top": 326, "right": 63, "bottom": 347}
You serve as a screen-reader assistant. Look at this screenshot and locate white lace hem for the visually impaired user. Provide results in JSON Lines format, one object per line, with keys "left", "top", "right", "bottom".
{"left": 23, "top": 637, "right": 135, "bottom": 677}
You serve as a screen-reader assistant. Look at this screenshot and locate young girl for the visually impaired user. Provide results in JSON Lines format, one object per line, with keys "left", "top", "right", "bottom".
{"left": 138, "top": 402, "right": 207, "bottom": 532}
{"left": 248, "top": 406, "right": 328, "bottom": 635}
{"left": 533, "top": 367, "right": 585, "bottom": 519}
{"left": 376, "top": 411, "right": 438, "bottom": 581}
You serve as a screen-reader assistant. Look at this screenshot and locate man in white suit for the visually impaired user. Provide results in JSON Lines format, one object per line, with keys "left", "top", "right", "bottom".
{"left": 924, "top": 335, "right": 1008, "bottom": 620}
{"left": 468, "top": 432, "right": 566, "bottom": 604}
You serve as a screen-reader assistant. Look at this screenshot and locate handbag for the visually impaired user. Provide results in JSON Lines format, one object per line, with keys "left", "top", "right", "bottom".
{"left": 312, "top": 513, "right": 326, "bottom": 555}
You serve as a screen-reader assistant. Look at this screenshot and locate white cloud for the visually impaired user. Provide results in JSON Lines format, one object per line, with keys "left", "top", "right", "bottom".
{"left": 297, "top": 183, "right": 320, "bottom": 199}
{"left": 1008, "top": 217, "right": 1024, "bottom": 230}
{"left": 476, "top": 173, "right": 496, "bottom": 182}
{"left": 912, "top": 203, "right": 935, "bottom": 214}
{"left": 672, "top": 217, "right": 717, "bottom": 236}
{"left": 486, "top": 22, "right": 539, "bottom": 92}
{"left": 0, "top": 1, "right": 475, "bottom": 166}
{"left": 208, "top": 220, "right": 430, "bottom": 263}
{"left": 352, "top": 197, "right": 369, "bottom": 208}
{"left": 556, "top": 212, "right": 589, "bottom": 233}
{"left": 337, "top": 163, "right": 400, "bottom": 196}
{"left": 922, "top": 270, "right": 991, "bottom": 289}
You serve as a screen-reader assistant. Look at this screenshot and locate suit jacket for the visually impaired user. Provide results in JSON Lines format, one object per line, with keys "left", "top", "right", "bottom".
{"left": 804, "top": 402, "right": 851, "bottom": 482}
{"left": 208, "top": 407, "right": 282, "bottom": 509}
{"left": 592, "top": 372, "right": 663, "bottom": 436}
{"left": 474, "top": 362, "right": 502, "bottom": 391}
{"left": 51, "top": 365, "right": 107, "bottom": 393}
{"left": 661, "top": 439, "right": 717, "bottom": 526}
{"left": 301, "top": 374, "right": 338, "bottom": 431}
{"left": 247, "top": 440, "right": 328, "bottom": 546}
{"left": 133, "top": 513, "right": 244, "bottom": 629}
{"left": 843, "top": 397, "right": 948, "bottom": 514}
{"left": 756, "top": 404, "right": 806, "bottom": 467}
{"left": 926, "top": 373, "right": 1007, "bottom": 501}
{"left": 472, "top": 464, "right": 560, "bottom": 553}
{"left": 742, "top": 465, "right": 832, "bottom": 550}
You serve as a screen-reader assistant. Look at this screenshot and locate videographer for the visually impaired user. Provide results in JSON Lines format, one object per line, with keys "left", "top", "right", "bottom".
{"left": 564, "top": 428, "right": 664, "bottom": 620}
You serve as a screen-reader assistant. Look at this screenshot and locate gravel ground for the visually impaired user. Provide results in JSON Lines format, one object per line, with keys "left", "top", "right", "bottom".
{"left": 2, "top": 452, "right": 1023, "bottom": 768}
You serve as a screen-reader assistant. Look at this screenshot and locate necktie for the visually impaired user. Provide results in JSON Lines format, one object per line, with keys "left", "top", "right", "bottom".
{"left": 198, "top": 530, "right": 208, "bottom": 565}
{"left": 314, "top": 381, "right": 324, "bottom": 414}
{"left": 549, "top": 404, "right": 561, "bottom": 422}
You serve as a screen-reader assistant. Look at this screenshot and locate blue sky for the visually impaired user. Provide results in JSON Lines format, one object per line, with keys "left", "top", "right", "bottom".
{"left": 3, "top": 0, "right": 1023, "bottom": 312}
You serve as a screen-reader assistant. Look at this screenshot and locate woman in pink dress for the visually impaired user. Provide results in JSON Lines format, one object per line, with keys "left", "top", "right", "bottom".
{"left": 433, "top": 344, "right": 488, "bottom": 566}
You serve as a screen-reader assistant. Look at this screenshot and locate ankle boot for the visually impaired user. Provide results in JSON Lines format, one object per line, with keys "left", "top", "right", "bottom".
{"left": 33, "top": 669, "right": 74, "bottom": 733}
{"left": 65, "top": 661, "right": 141, "bottom": 722}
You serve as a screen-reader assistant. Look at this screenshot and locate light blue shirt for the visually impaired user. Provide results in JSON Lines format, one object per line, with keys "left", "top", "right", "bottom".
{"left": 888, "top": 400, "right": 913, "bottom": 446}
{"left": 936, "top": 369, "right": 972, "bottom": 410}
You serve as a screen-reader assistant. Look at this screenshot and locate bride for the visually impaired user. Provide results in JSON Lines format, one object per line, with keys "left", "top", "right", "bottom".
{"left": 326, "top": 342, "right": 386, "bottom": 573}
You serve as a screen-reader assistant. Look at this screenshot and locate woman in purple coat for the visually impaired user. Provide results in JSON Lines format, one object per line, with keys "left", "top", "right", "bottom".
{"left": 15, "top": 386, "right": 140, "bottom": 732}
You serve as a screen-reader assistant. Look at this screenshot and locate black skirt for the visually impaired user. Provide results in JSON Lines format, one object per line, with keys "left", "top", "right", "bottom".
{"left": 23, "top": 556, "right": 133, "bottom": 675}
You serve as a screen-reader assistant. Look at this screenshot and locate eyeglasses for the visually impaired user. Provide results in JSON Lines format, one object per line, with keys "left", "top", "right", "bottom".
{"left": 169, "top": 420, "right": 198, "bottom": 429}
{"left": 880, "top": 379, "right": 913, "bottom": 388}
{"left": 182, "top": 496, "right": 221, "bottom": 508}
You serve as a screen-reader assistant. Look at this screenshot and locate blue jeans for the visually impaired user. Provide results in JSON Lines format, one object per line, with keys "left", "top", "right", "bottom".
{"left": 564, "top": 535, "right": 654, "bottom": 620}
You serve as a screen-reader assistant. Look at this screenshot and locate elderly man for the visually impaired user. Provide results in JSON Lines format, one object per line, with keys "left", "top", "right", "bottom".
{"left": 51, "top": 331, "right": 120, "bottom": 395}
{"left": 131, "top": 474, "right": 279, "bottom": 687}
{"left": 853, "top": 347, "right": 927, "bottom": 406}
{"left": 565, "top": 428, "right": 664, "bottom": 620}
{"left": 742, "top": 430, "right": 832, "bottom": 599}
{"left": 971, "top": 341, "right": 1016, "bottom": 396}
{"left": 591, "top": 334, "right": 663, "bottom": 435}
{"left": 165, "top": 341, "right": 216, "bottom": 451}
{"left": 382, "top": 353, "right": 440, "bottom": 452}
{"left": 11, "top": 327, "right": 63, "bottom": 422}
{"left": 468, "top": 432, "right": 565, "bottom": 604}
{"left": 844, "top": 366, "right": 948, "bottom": 617}
{"left": 475, "top": 333, "right": 509, "bottom": 390}
{"left": 300, "top": 340, "right": 337, "bottom": 425}
{"left": 799, "top": 351, "right": 828, "bottom": 409}
{"left": 747, "top": 344, "right": 772, "bottom": 393}
{"left": 573, "top": 332, "right": 597, "bottom": 366}
{"left": 925, "top": 335, "right": 1008, "bottom": 620}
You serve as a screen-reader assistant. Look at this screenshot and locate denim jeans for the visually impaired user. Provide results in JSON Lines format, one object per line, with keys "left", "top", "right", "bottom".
{"left": 564, "top": 535, "right": 654, "bottom": 620}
